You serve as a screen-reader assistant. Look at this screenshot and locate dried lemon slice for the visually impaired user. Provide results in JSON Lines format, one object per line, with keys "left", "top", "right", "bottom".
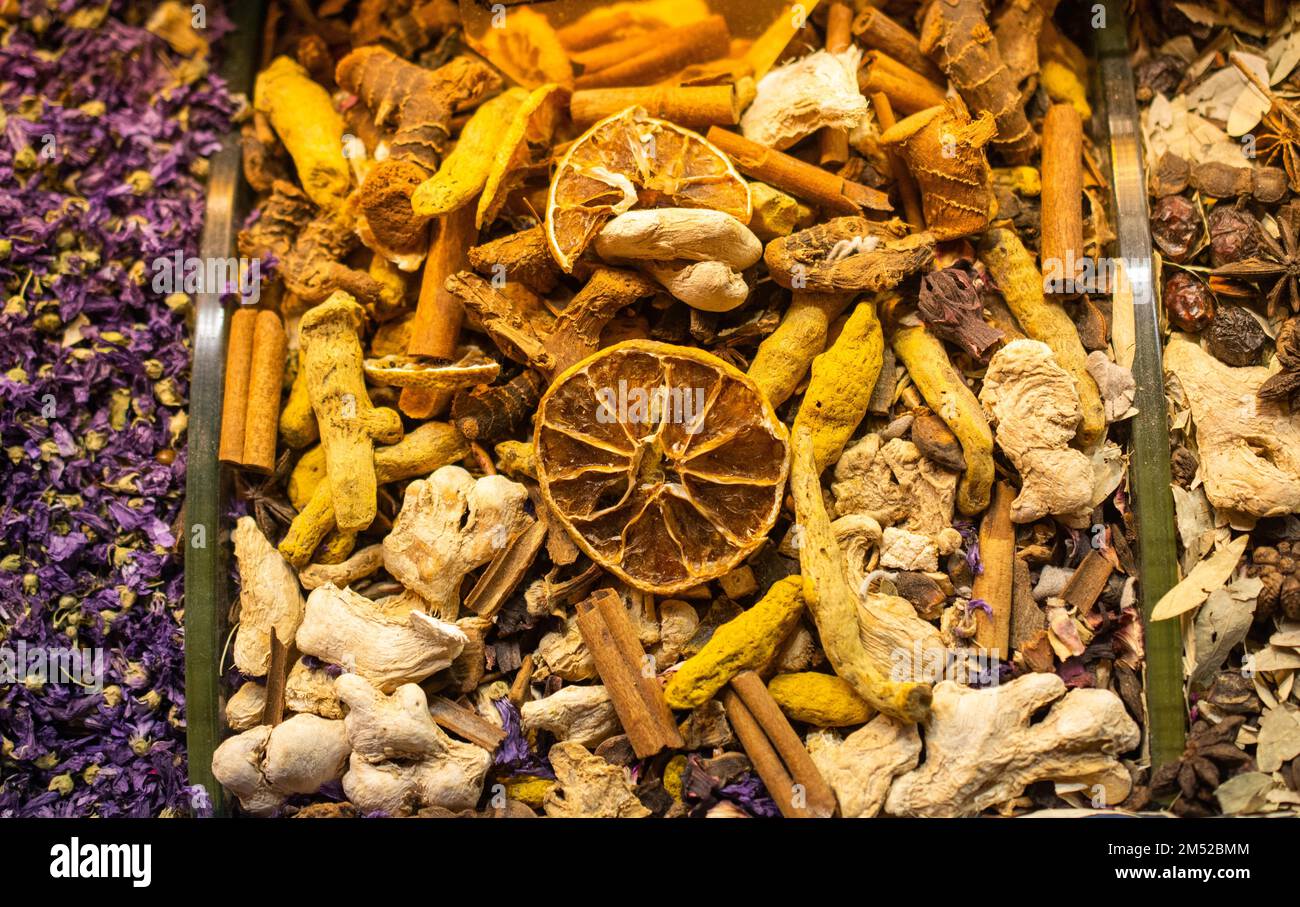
{"left": 535, "top": 340, "right": 788, "bottom": 594}
{"left": 545, "top": 107, "right": 751, "bottom": 272}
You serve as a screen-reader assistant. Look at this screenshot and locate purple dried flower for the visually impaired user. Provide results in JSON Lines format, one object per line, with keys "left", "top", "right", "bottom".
{"left": 953, "top": 519, "right": 982, "bottom": 575}
{"left": 491, "top": 698, "right": 554, "bottom": 779}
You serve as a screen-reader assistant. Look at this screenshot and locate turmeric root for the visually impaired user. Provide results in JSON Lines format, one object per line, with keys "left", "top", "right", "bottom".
{"left": 253, "top": 57, "right": 350, "bottom": 211}
{"left": 764, "top": 217, "right": 935, "bottom": 292}
{"left": 280, "top": 422, "right": 470, "bottom": 567}
{"left": 879, "top": 101, "right": 997, "bottom": 241}
{"left": 467, "top": 226, "right": 561, "bottom": 296}
{"left": 237, "top": 180, "right": 314, "bottom": 262}
{"left": 919, "top": 0, "right": 1038, "bottom": 164}
{"left": 793, "top": 300, "right": 885, "bottom": 473}
{"left": 891, "top": 323, "right": 994, "bottom": 515}
{"left": 279, "top": 349, "right": 319, "bottom": 450}
{"left": 748, "top": 292, "right": 855, "bottom": 407}
{"left": 411, "top": 88, "right": 528, "bottom": 218}
{"left": 280, "top": 201, "right": 389, "bottom": 307}
{"left": 976, "top": 228, "right": 1104, "bottom": 447}
{"left": 451, "top": 369, "right": 547, "bottom": 442}
{"left": 791, "top": 426, "right": 932, "bottom": 723}
{"left": 299, "top": 291, "right": 404, "bottom": 534}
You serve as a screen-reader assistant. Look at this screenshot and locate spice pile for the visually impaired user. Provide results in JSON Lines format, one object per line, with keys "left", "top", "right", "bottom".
{"left": 1134, "top": 0, "right": 1300, "bottom": 815}
{"left": 211, "top": 0, "right": 1149, "bottom": 818}
{"left": 0, "top": 2, "right": 233, "bottom": 816}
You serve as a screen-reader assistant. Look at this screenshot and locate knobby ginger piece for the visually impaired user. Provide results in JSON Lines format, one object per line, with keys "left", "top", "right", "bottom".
{"left": 1164, "top": 334, "right": 1300, "bottom": 519}
{"left": 884, "top": 674, "right": 1139, "bottom": 817}
{"left": 807, "top": 716, "right": 921, "bottom": 817}
{"left": 979, "top": 339, "right": 1093, "bottom": 525}
{"left": 594, "top": 208, "right": 762, "bottom": 271}
{"left": 232, "top": 516, "right": 304, "bottom": 677}
{"left": 211, "top": 715, "right": 350, "bottom": 816}
{"left": 382, "top": 465, "right": 534, "bottom": 621}
{"left": 543, "top": 741, "right": 651, "bottom": 818}
{"left": 226, "top": 682, "right": 267, "bottom": 732}
{"left": 832, "top": 434, "right": 958, "bottom": 537}
{"left": 521, "top": 685, "right": 620, "bottom": 748}
{"left": 741, "top": 48, "right": 869, "bottom": 151}
{"left": 284, "top": 658, "right": 343, "bottom": 719}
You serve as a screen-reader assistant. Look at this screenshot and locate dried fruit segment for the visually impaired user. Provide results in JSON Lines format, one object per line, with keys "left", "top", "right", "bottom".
{"left": 535, "top": 340, "right": 788, "bottom": 593}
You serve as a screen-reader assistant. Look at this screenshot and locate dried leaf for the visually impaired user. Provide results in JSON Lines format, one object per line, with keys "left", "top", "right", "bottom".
{"left": 1214, "top": 772, "right": 1278, "bottom": 815}
{"left": 1256, "top": 704, "right": 1300, "bottom": 772}
{"left": 1150, "top": 534, "right": 1249, "bottom": 621}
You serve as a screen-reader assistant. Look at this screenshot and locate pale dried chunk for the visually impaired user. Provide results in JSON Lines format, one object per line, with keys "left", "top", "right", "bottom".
{"left": 884, "top": 674, "right": 1140, "bottom": 817}
{"left": 521, "top": 684, "right": 620, "bottom": 747}
{"left": 210, "top": 726, "right": 282, "bottom": 817}
{"left": 652, "top": 599, "right": 700, "bottom": 667}
{"left": 642, "top": 259, "right": 750, "bottom": 313}
{"left": 1164, "top": 334, "right": 1300, "bottom": 519}
{"left": 226, "top": 682, "right": 267, "bottom": 732}
{"left": 595, "top": 208, "right": 762, "bottom": 271}
{"left": 832, "top": 435, "right": 957, "bottom": 538}
{"left": 880, "top": 526, "right": 939, "bottom": 572}
{"left": 295, "top": 583, "right": 467, "bottom": 692}
{"left": 232, "top": 516, "right": 304, "bottom": 677}
{"left": 383, "top": 466, "right": 534, "bottom": 620}
{"left": 284, "top": 658, "right": 342, "bottom": 719}
{"left": 535, "top": 615, "right": 597, "bottom": 681}
{"left": 857, "top": 591, "right": 947, "bottom": 684}
{"left": 741, "top": 48, "right": 869, "bottom": 150}
{"left": 979, "top": 340, "right": 1093, "bottom": 525}
{"left": 1086, "top": 351, "right": 1137, "bottom": 422}
{"left": 264, "top": 714, "right": 350, "bottom": 795}
{"left": 806, "top": 716, "right": 921, "bottom": 818}
{"left": 543, "top": 741, "right": 651, "bottom": 818}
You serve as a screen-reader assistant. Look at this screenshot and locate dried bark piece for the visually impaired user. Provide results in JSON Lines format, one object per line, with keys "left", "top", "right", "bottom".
{"left": 1165, "top": 334, "right": 1300, "bottom": 518}
{"left": 884, "top": 674, "right": 1140, "bottom": 817}
{"left": 764, "top": 217, "right": 934, "bottom": 292}
{"left": 232, "top": 517, "right": 304, "bottom": 678}
{"left": 807, "top": 716, "right": 921, "bottom": 817}
{"left": 467, "top": 226, "right": 560, "bottom": 295}
{"left": 543, "top": 742, "right": 651, "bottom": 818}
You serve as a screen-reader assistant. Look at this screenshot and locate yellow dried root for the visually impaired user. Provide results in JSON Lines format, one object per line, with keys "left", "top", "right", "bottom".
{"left": 768, "top": 672, "right": 875, "bottom": 727}
{"left": 287, "top": 443, "right": 326, "bottom": 510}
{"left": 977, "top": 228, "right": 1104, "bottom": 447}
{"left": 747, "top": 291, "right": 855, "bottom": 408}
{"left": 792, "top": 299, "right": 884, "bottom": 473}
{"left": 791, "top": 425, "right": 932, "bottom": 723}
{"left": 892, "top": 322, "right": 993, "bottom": 515}
{"left": 663, "top": 575, "right": 805, "bottom": 710}
{"left": 280, "top": 349, "right": 319, "bottom": 450}
{"left": 253, "top": 56, "right": 349, "bottom": 211}
{"left": 279, "top": 421, "right": 470, "bottom": 567}
{"left": 410, "top": 88, "right": 529, "bottom": 218}
{"left": 299, "top": 291, "right": 404, "bottom": 534}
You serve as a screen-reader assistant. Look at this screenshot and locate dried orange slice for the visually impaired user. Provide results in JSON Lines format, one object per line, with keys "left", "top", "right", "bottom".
{"left": 545, "top": 107, "right": 751, "bottom": 272}
{"left": 535, "top": 339, "right": 788, "bottom": 594}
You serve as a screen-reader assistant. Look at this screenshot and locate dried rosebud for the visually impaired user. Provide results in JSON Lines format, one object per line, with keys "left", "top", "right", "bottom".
{"left": 1207, "top": 206, "right": 1259, "bottom": 267}
{"left": 1205, "top": 306, "right": 1268, "bottom": 366}
{"left": 1150, "top": 195, "right": 1201, "bottom": 262}
{"left": 1163, "top": 272, "right": 1215, "bottom": 332}
{"left": 917, "top": 267, "right": 1004, "bottom": 360}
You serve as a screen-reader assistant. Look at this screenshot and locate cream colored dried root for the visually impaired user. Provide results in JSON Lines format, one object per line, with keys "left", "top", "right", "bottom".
{"left": 232, "top": 516, "right": 304, "bottom": 677}
{"left": 225, "top": 682, "right": 267, "bottom": 732}
{"left": 807, "top": 716, "right": 921, "bottom": 818}
{"left": 832, "top": 435, "right": 958, "bottom": 538}
{"left": 211, "top": 715, "right": 350, "bottom": 816}
{"left": 642, "top": 259, "right": 750, "bottom": 313}
{"left": 1165, "top": 333, "right": 1300, "bottom": 519}
{"left": 521, "top": 684, "right": 620, "bottom": 748}
{"left": 543, "top": 741, "right": 651, "bottom": 818}
{"left": 336, "top": 674, "right": 491, "bottom": 814}
{"left": 978, "top": 339, "right": 1093, "bottom": 525}
{"left": 534, "top": 615, "right": 597, "bottom": 681}
{"left": 295, "top": 582, "right": 467, "bottom": 692}
{"left": 383, "top": 465, "right": 533, "bottom": 621}
{"left": 594, "top": 208, "right": 763, "bottom": 271}
{"left": 284, "top": 658, "right": 342, "bottom": 719}
{"left": 741, "top": 48, "right": 868, "bottom": 150}
{"left": 884, "top": 673, "right": 1140, "bottom": 817}
{"left": 298, "top": 543, "right": 384, "bottom": 591}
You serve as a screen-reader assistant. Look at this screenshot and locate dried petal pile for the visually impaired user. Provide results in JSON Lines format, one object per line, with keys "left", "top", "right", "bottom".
{"left": 0, "top": 1, "right": 233, "bottom": 816}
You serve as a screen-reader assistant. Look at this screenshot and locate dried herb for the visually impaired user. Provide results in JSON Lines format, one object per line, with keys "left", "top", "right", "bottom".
{"left": 1259, "top": 317, "right": 1300, "bottom": 407}
{"left": 917, "top": 267, "right": 1004, "bottom": 361}
{"left": 1211, "top": 207, "right": 1300, "bottom": 315}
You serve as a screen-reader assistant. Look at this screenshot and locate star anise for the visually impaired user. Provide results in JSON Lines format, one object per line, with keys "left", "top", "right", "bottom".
{"left": 233, "top": 450, "right": 297, "bottom": 541}
{"left": 1211, "top": 205, "right": 1300, "bottom": 317}
{"left": 1258, "top": 316, "right": 1300, "bottom": 408}
{"left": 1233, "top": 54, "right": 1300, "bottom": 194}
{"left": 1150, "top": 715, "right": 1255, "bottom": 816}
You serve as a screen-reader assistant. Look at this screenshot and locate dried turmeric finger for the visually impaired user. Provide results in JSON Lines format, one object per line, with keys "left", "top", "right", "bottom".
{"left": 410, "top": 88, "right": 529, "bottom": 218}
{"left": 891, "top": 323, "right": 994, "bottom": 515}
{"left": 793, "top": 299, "right": 884, "bottom": 472}
{"left": 791, "top": 426, "right": 932, "bottom": 723}
{"left": 279, "top": 349, "right": 319, "bottom": 450}
{"left": 279, "top": 421, "right": 469, "bottom": 567}
{"left": 253, "top": 56, "right": 349, "bottom": 211}
{"left": 976, "top": 227, "right": 1105, "bottom": 447}
{"left": 767, "top": 672, "right": 875, "bottom": 727}
{"left": 663, "top": 575, "right": 805, "bottom": 710}
{"left": 748, "top": 292, "right": 854, "bottom": 407}
{"left": 299, "top": 291, "right": 404, "bottom": 534}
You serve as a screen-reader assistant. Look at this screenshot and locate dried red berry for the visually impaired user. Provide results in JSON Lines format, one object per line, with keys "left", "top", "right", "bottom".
{"left": 1205, "top": 306, "right": 1268, "bottom": 366}
{"left": 1151, "top": 195, "right": 1201, "bottom": 262}
{"left": 1164, "top": 272, "right": 1216, "bottom": 332}
{"left": 1207, "top": 206, "right": 1259, "bottom": 268}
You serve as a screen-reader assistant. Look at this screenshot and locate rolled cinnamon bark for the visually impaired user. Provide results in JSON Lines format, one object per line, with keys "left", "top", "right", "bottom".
{"left": 218, "top": 307, "right": 257, "bottom": 465}
{"left": 241, "top": 309, "right": 288, "bottom": 473}
{"left": 1040, "top": 104, "right": 1084, "bottom": 294}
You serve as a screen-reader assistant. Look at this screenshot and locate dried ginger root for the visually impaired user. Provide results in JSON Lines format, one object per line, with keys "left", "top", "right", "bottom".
{"left": 891, "top": 322, "right": 994, "bottom": 515}
{"left": 299, "top": 291, "right": 403, "bottom": 534}
{"left": 793, "top": 299, "right": 884, "bottom": 472}
{"left": 253, "top": 56, "right": 350, "bottom": 210}
{"left": 791, "top": 426, "right": 932, "bottom": 723}
{"left": 977, "top": 228, "right": 1104, "bottom": 447}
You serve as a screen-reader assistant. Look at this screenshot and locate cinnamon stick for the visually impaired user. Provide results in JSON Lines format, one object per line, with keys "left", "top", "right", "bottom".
{"left": 508, "top": 654, "right": 534, "bottom": 708}
{"left": 261, "top": 628, "right": 293, "bottom": 726}
{"left": 1061, "top": 549, "right": 1115, "bottom": 614}
{"left": 241, "top": 309, "right": 288, "bottom": 473}
{"left": 557, "top": 10, "right": 638, "bottom": 52}
{"left": 705, "top": 127, "right": 892, "bottom": 215}
{"left": 851, "top": 7, "right": 947, "bottom": 85}
{"left": 591, "top": 589, "right": 683, "bottom": 750}
{"left": 573, "top": 16, "right": 730, "bottom": 90}
{"left": 870, "top": 92, "right": 925, "bottom": 229}
{"left": 399, "top": 203, "right": 477, "bottom": 419}
{"left": 463, "top": 520, "right": 548, "bottom": 618}
{"left": 1040, "top": 104, "right": 1084, "bottom": 295}
{"left": 860, "top": 52, "right": 948, "bottom": 116}
{"left": 218, "top": 307, "right": 257, "bottom": 465}
{"left": 973, "top": 481, "right": 1015, "bottom": 657}
{"left": 427, "top": 694, "right": 507, "bottom": 751}
{"left": 817, "top": 3, "right": 854, "bottom": 169}
{"left": 571, "top": 85, "right": 740, "bottom": 129}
